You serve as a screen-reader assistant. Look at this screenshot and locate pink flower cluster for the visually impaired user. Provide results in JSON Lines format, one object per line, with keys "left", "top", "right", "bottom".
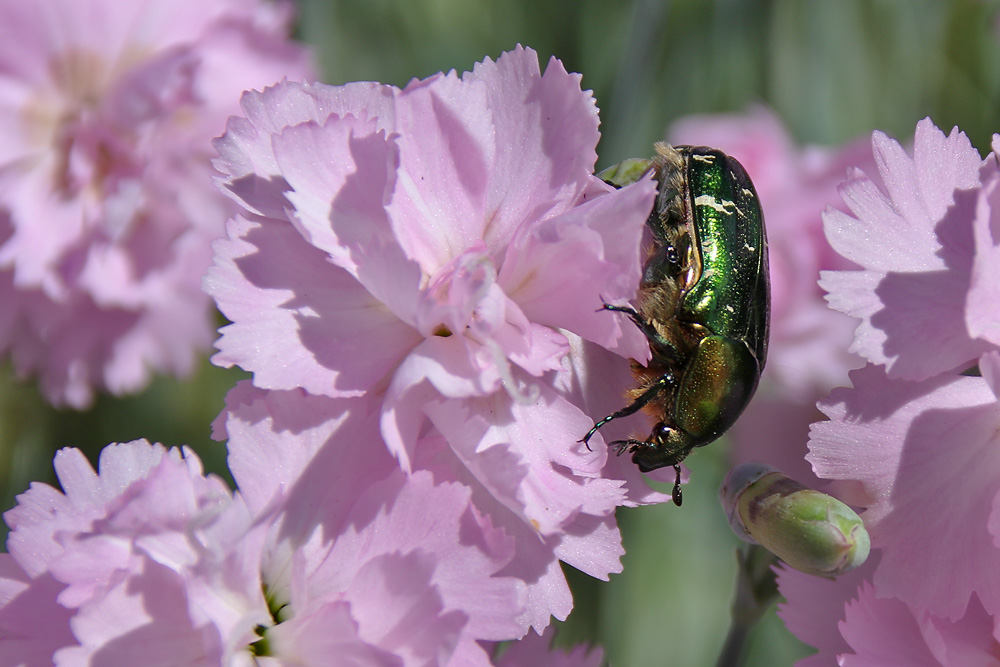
{"left": 0, "top": 0, "right": 312, "bottom": 407}
{"left": 776, "top": 119, "right": 1000, "bottom": 664}
{"left": 1, "top": 46, "right": 659, "bottom": 664}
{"left": 0, "top": 432, "right": 602, "bottom": 664}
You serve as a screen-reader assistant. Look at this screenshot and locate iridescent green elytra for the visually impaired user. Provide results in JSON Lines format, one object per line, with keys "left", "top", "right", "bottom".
{"left": 583, "top": 143, "right": 770, "bottom": 506}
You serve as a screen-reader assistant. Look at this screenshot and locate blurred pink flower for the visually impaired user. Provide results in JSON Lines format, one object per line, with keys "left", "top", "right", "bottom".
{"left": 775, "top": 118, "right": 1000, "bottom": 661}
{"left": 206, "top": 46, "right": 670, "bottom": 631}
{"left": 668, "top": 107, "right": 868, "bottom": 484}
{"left": 0, "top": 0, "right": 312, "bottom": 407}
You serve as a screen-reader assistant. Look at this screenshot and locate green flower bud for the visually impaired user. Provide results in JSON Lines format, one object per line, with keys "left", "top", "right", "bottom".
{"left": 720, "top": 463, "right": 870, "bottom": 577}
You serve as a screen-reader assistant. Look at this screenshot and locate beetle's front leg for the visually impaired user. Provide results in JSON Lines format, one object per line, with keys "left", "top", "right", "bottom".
{"left": 579, "top": 372, "right": 675, "bottom": 450}
{"left": 599, "top": 302, "right": 659, "bottom": 341}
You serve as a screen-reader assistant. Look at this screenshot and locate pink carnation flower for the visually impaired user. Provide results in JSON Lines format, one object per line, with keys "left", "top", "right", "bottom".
{"left": 0, "top": 0, "right": 312, "bottom": 407}
{"left": 206, "top": 46, "right": 671, "bottom": 631}
{"left": 776, "top": 119, "right": 1000, "bottom": 661}
{"left": 2, "top": 412, "right": 533, "bottom": 664}
{"left": 668, "top": 107, "right": 869, "bottom": 484}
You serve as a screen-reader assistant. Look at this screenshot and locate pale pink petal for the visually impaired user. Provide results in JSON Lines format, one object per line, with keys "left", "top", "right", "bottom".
{"left": 495, "top": 625, "right": 604, "bottom": 667}
{"left": 0, "top": 558, "right": 76, "bottom": 666}
{"left": 53, "top": 558, "right": 225, "bottom": 667}
{"left": 272, "top": 115, "right": 401, "bottom": 277}
{"left": 821, "top": 120, "right": 990, "bottom": 379}
{"left": 206, "top": 215, "right": 421, "bottom": 396}
{"left": 265, "top": 601, "right": 399, "bottom": 666}
{"left": 967, "top": 165, "right": 1000, "bottom": 347}
{"left": 500, "top": 177, "right": 656, "bottom": 353}
{"left": 775, "top": 558, "right": 874, "bottom": 666}
{"left": 809, "top": 365, "right": 1000, "bottom": 620}
{"left": 388, "top": 71, "right": 494, "bottom": 273}
{"left": 467, "top": 46, "right": 601, "bottom": 252}
{"left": 838, "top": 581, "right": 940, "bottom": 666}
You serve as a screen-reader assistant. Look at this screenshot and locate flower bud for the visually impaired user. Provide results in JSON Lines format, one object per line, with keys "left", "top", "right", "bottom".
{"left": 720, "top": 463, "right": 870, "bottom": 577}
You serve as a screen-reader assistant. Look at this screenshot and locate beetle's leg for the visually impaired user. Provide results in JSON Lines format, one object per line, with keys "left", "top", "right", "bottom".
{"left": 579, "top": 372, "right": 674, "bottom": 450}
{"left": 600, "top": 302, "right": 684, "bottom": 365}
{"left": 598, "top": 302, "right": 651, "bottom": 334}
{"left": 671, "top": 465, "right": 683, "bottom": 506}
{"left": 608, "top": 438, "right": 646, "bottom": 455}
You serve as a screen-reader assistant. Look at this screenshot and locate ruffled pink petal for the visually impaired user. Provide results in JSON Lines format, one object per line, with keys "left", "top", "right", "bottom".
{"left": 825, "top": 120, "right": 982, "bottom": 272}
{"left": 839, "top": 587, "right": 1000, "bottom": 666}
{"left": 809, "top": 365, "right": 1000, "bottom": 620}
{"left": 495, "top": 625, "right": 604, "bottom": 667}
{"left": 500, "top": 177, "right": 655, "bottom": 354}
{"left": 388, "top": 70, "right": 494, "bottom": 273}
{"left": 346, "top": 550, "right": 466, "bottom": 666}
{"left": 213, "top": 79, "right": 396, "bottom": 219}
{"left": 838, "top": 581, "right": 940, "bottom": 666}
{"left": 272, "top": 115, "right": 397, "bottom": 272}
{"left": 425, "top": 385, "right": 622, "bottom": 538}
{"left": 206, "top": 215, "right": 421, "bottom": 396}
{"left": 290, "top": 470, "right": 524, "bottom": 651}
{"left": 409, "top": 436, "right": 574, "bottom": 633}
{"left": 264, "top": 601, "right": 399, "bottom": 666}
{"left": 53, "top": 558, "right": 225, "bottom": 667}
{"left": 775, "top": 558, "right": 874, "bottom": 666}
{"left": 0, "top": 559, "right": 76, "bottom": 666}
{"left": 467, "top": 46, "right": 601, "bottom": 252}
{"left": 967, "top": 165, "right": 1000, "bottom": 347}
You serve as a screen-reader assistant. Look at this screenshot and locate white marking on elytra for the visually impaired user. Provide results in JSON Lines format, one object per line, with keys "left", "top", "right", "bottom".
{"left": 694, "top": 194, "right": 736, "bottom": 214}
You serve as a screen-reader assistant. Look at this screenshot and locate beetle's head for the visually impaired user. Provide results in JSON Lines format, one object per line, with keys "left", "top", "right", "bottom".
{"left": 630, "top": 422, "right": 695, "bottom": 473}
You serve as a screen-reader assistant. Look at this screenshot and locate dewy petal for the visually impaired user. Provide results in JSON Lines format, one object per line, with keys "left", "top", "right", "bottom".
{"left": 808, "top": 365, "right": 1000, "bottom": 620}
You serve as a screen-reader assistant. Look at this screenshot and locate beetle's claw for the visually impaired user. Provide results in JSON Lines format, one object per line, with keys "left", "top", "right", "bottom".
{"left": 609, "top": 439, "right": 638, "bottom": 456}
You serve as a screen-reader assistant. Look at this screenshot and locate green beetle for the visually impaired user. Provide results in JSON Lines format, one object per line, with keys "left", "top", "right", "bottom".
{"left": 583, "top": 143, "right": 770, "bottom": 506}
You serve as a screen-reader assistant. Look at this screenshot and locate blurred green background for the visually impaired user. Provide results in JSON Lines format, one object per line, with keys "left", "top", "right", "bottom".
{"left": 3, "top": 0, "right": 1000, "bottom": 664}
